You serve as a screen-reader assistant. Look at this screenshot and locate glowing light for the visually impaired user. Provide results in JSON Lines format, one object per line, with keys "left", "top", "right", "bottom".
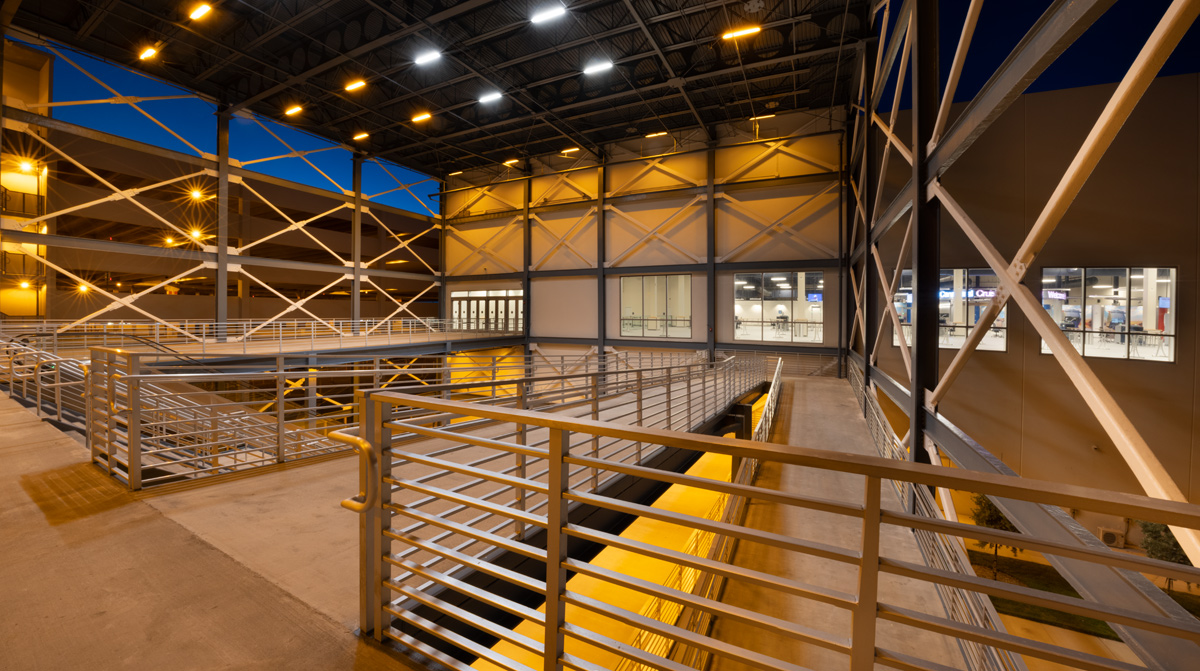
{"left": 353, "top": 132, "right": 369, "bottom": 140}
{"left": 139, "top": 46, "right": 158, "bottom": 60}
{"left": 19, "top": 281, "right": 29, "bottom": 289}
{"left": 40, "top": 226, "right": 47, "bottom": 234}
{"left": 116, "top": 283, "right": 122, "bottom": 287}
{"left": 285, "top": 105, "right": 303, "bottom": 116}
{"left": 479, "top": 92, "right": 502, "bottom": 103}
{"left": 78, "top": 284, "right": 89, "bottom": 293}
{"left": 345, "top": 79, "right": 366, "bottom": 91}
{"left": 448, "top": 171, "right": 463, "bottom": 176}
{"left": 503, "top": 159, "right": 519, "bottom": 166}
{"left": 165, "top": 237, "right": 174, "bottom": 244}
{"left": 189, "top": 4, "right": 211, "bottom": 20}
{"left": 18, "top": 160, "right": 34, "bottom": 173}
{"left": 190, "top": 230, "right": 202, "bottom": 239}
{"left": 414, "top": 51, "right": 441, "bottom": 65}
{"left": 531, "top": 6, "right": 566, "bottom": 23}
{"left": 750, "top": 114, "right": 776, "bottom": 121}
{"left": 722, "top": 26, "right": 761, "bottom": 40}
{"left": 561, "top": 147, "right": 580, "bottom": 154}
{"left": 411, "top": 112, "right": 432, "bottom": 122}
{"left": 191, "top": 189, "right": 204, "bottom": 200}
{"left": 645, "top": 132, "right": 667, "bottom": 138}
{"left": 385, "top": 259, "right": 409, "bottom": 265}
{"left": 583, "top": 61, "right": 613, "bottom": 74}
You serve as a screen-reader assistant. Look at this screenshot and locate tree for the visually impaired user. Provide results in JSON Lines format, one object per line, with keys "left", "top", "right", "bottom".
{"left": 969, "top": 493, "right": 1022, "bottom": 579}
{"left": 1139, "top": 521, "right": 1193, "bottom": 593}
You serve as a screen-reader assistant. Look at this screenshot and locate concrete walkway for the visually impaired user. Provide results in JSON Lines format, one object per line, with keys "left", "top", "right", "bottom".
{"left": 0, "top": 397, "right": 415, "bottom": 671}
{"left": 710, "top": 377, "right": 966, "bottom": 671}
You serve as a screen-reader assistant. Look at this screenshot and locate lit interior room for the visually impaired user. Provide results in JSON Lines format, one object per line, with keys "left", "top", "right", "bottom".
{"left": 3, "top": 2, "right": 1200, "bottom": 670}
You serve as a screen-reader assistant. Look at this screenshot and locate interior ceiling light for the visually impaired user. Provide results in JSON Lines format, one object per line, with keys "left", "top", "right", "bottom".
{"left": 165, "top": 237, "right": 174, "bottom": 244}
{"left": 561, "top": 147, "right": 580, "bottom": 154}
{"left": 1092, "top": 284, "right": 1112, "bottom": 288}
{"left": 19, "top": 281, "right": 29, "bottom": 289}
{"left": 345, "top": 79, "right": 366, "bottom": 91}
{"left": 750, "top": 114, "right": 776, "bottom": 121}
{"left": 78, "top": 284, "right": 89, "bottom": 293}
{"left": 385, "top": 259, "right": 409, "bottom": 264}
{"left": 479, "top": 91, "right": 502, "bottom": 103}
{"left": 447, "top": 170, "right": 463, "bottom": 176}
{"left": 645, "top": 131, "right": 667, "bottom": 138}
{"left": 18, "top": 160, "right": 33, "bottom": 173}
{"left": 415, "top": 51, "right": 441, "bottom": 65}
{"left": 353, "top": 132, "right": 369, "bottom": 140}
{"left": 411, "top": 112, "right": 432, "bottom": 122}
{"left": 190, "top": 230, "right": 202, "bottom": 238}
{"left": 285, "top": 105, "right": 302, "bottom": 116}
{"left": 503, "top": 159, "right": 519, "bottom": 165}
{"left": 139, "top": 46, "right": 158, "bottom": 60}
{"left": 1041, "top": 278, "right": 1056, "bottom": 283}
{"left": 531, "top": 6, "right": 566, "bottom": 23}
{"left": 722, "top": 26, "right": 761, "bottom": 40}
{"left": 583, "top": 61, "right": 613, "bottom": 74}
{"left": 189, "top": 3, "right": 211, "bottom": 20}
{"left": 190, "top": 189, "right": 204, "bottom": 200}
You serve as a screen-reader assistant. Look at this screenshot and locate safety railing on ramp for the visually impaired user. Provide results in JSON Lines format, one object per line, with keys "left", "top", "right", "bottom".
{"left": 349, "top": 380, "right": 1200, "bottom": 671}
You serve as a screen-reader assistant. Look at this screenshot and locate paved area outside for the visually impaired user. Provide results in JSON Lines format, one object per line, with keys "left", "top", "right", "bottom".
{"left": 0, "top": 397, "right": 418, "bottom": 671}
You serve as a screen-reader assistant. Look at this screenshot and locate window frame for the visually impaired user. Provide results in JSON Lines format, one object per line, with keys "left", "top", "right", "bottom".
{"left": 619, "top": 273, "right": 692, "bottom": 339}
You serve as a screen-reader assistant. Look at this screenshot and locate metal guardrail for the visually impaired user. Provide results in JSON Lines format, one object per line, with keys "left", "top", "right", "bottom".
{"left": 353, "top": 375, "right": 1200, "bottom": 671}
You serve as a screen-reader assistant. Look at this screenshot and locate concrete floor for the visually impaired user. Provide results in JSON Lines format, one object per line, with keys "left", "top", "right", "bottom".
{"left": 0, "top": 397, "right": 417, "bottom": 671}
{"left": 710, "top": 377, "right": 966, "bottom": 671}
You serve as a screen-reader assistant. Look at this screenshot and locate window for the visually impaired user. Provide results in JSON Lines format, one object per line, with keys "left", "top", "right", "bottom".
{"left": 450, "top": 289, "right": 523, "bottom": 330}
{"left": 733, "top": 272, "right": 824, "bottom": 343}
{"left": 620, "top": 275, "right": 691, "bottom": 338}
{"left": 892, "top": 268, "right": 1007, "bottom": 351}
{"left": 1042, "top": 267, "right": 1176, "bottom": 362}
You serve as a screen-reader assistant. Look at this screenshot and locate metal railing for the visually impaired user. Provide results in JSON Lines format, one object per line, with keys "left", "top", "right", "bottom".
{"left": 0, "top": 317, "right": 522, "bottom": 358}
{"left": 80, "top": 349, "right": 718, "bottom": 489}
{"left": 352, "top": 379, "right": 1200, "bottom": 671}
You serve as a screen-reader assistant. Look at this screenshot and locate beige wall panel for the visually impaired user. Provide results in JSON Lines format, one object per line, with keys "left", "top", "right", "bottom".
{"left": 529, "top": 206, "right": 599, "bottom": 271}
{"left": 530, "top": 169, "right": 598, "bottom": 206}
{"left": 715, "top": 133, "right": 840, "bottom": 184}
{"left": 605, "top": 272, "right": 706, "bottom": 343}
{"left": 530, "top": 276, "right": 597, "bottom": 339}
{"left": 605, "top": 197, "right": 706, "bottom": 267}
{"left": 716, "top": 182, "right": 840, "bottom": 263}
{"left": 445, "top": 216, "right": 524, "bottom": 276}
{"left": 606, "top": 153, "right": 705, "bottom": 196}
{"left": 445, "top": 181, "right": 525, "bottom": 218}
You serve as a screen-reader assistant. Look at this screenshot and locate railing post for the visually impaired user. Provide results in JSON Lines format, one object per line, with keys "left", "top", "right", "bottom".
{"left": 665, "top": 366, "right": 673, "bottom": 430}
{"left": 544, "top": 427, "right": 569, "bottom": 671}
{"left": 635, "top": 370, "right": 644, "bottom": 461}
{"left": 126, "top": 353, "right": 142, "bottom": 490}
{"left": 590, "top": 374, "right": 600, "bottom": 489}
{"left": 516, "top": 381, "right": 528, "bottom": 538}
{"left": 686, "top": 367, "right": 693, "bottom": 428}
{"left": 276, "top": 356, "right": 286, "bottom": 463}
{"left": 850, "top": 475, "right": 882, "bottom": 671}
{"left": 360, "top": 394, "right": 390, "bottom": 642}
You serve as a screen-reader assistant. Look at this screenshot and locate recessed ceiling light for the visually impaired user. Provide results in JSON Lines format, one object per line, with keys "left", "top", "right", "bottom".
{"left": 583, "top": 61, "right": 613, "bottom": 74}
{"left": 345, "top": 79, "right": 366, "bottom": 91}
{"left": 385, "top": 259, "right": 409, "bottom": 265}
{"left": 1041, "top": 278, "right": 1056, "bottom": 283}
{"left": 503, "top": 159, "right": 519, "bottom": 165}
{"left": 353, "top": 132, "right": 369, "bottom": 140}
{"left": 645, "top": 131, "right": 667, "bottom": 138}
{"left": 722, "top": 26, "right": 761, "bottom": 40}
{"left": 285, "top": 105, "right": 302, "bottom": 116}
{"left": 411, "top": 112, "right": 432, "bottom": 122}
{"left": 479, "top": 91, "right": 502, "bottom": 103}
{"left": 1092, "top": 284, "right": 1111, "bottom": 288}
{"left": 415, "top": 51, "right": 441, "bottom": 65}
{"left": 19, "top": 281, "right": 29, "bottom": 289}
{"left": 448, "top": 171, "right": 463, "bottom": 176}
{"left": 18, "top": 160, "right": 33, "bottom": 173}
{"left": 190, "top": 189, "right": 204, "bottom": 200}
{"left": 191, "top": 230, "right": 202, "bottom": 238}
{"left": 561, "top": 147, "right": 580, "bottom": 154}
{"left": 139, "top": 46, "right": 158, "bottom": 60}
{"left": 189, "top": 3, "right": 211, "bottom": 20}
{"left": 750, "top": 114, "right": 775, "bottom": 121}
{"left": 531, "top": 6, "right": 566, "bottom": 23}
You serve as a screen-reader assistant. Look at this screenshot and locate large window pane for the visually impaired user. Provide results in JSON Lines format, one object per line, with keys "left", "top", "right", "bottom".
{"left": 1042, "top": 267, "right": 1084, "bottom": 354}
{"left": 620, "top": 276, "right": 642, "bottom": 337}
{"left": 666, "top": 275, "right": 691, "bottom": 338}
{"left": 939, "top": 269, "right": 966, "bottom": 349}
{"left": 1083, "top": 268, "right": 1128, "bottom": 359}
{"left": 643, "top": 275, "right": 668, "bottom": 337}
{"left": 734, "top": 273, "right": 762, "bottom": 341}
{"left": 1130, "top": 267, "right": 1176, "bottom": 362}
{"left": 793, "top": 271, "right": 823, "bottom": 343}
{"left": 762, "top": 272, "right": 793, "bottom": 342}
{"left": 892, "top": 270, "right": 913, "bottom": 347}
{"left": 967, "top": 268, "right": 1005, "bottom": 351}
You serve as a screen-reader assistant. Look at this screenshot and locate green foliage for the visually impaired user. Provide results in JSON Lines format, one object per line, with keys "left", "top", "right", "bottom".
{"left": 969, "top": 493, "right": 1022, "bottom": 578}
{"left": 1139, "top": 521, "right": 1192, "bottom": 592}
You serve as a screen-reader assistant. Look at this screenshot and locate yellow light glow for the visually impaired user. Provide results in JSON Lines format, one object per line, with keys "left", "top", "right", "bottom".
{"left": 503, "top": 159, "right": 519, "bottom": 165}
{"left": 285, "top": 105, "right": 303, "bottom": 116}
{"left": 165, "top": 237, "right": 174, "bottom": 244}
{"left": 189, "top": 3, "right": 211, "bottom": 20}
{"left": 645, "top": 131, "right": 667, "bottom": 138}
{"left": 41, "top": 166, "right": 48, "bottom": 176}
{"left": 447, "top": 171, "right": 463, "bottom": 176}
{"left": 78, "top": 284, "right": 89, "bottom": 293}
{"left": 40, "top": 226, "right": 47, "bottom": 234}
{"left": 116, "top": 283, "right": 122, "bottom": 287}
{"left": 190, "top": 230, "right": 202, "bottom": 239}
{"left": 561, "top": 147, "right": 580, "bottom": 154}
{"left": 353, "top": 132, "right": 369, "bottom": 140}
{"left": 385, "top": 259, "right": 409, "bottom": 265}
{"left": 191, "top": 189, "right": 204, "bottom": 200}
{"left": 722, "top": 26, "right": 761, "bottom": 40}
{"left": 345, "top": 79, "right": 366, "bottom": 91}
{"left": 18, "top": 160, "right": 33, "bottom": 173}
{"left": 19, "top": 281, "right": 30, "bottom": 289}
{"left": 139, "top": 46, "right": 158, "bottom": 60}
{"left": 411, "top": 112, "right": 432, "bottom": 122}
{"left": 749, "top": 114, "right": 776, "bottom": 121}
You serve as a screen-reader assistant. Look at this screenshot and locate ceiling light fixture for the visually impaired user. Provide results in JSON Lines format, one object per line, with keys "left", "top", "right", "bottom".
{"left": 353, "top": 132, "right": 369, "bottom": 140}
{"left": 503, "top": 159, "right": 519, "bottom": 166}
{"left": 165, "top": 237, "right": 174, "bottom": 244}
{"left": 189, "top": 3, "right": 211, "bottom": 20}
{"left": 385, "top": 260, "right": 409, "bottom": 265}
{"left": 479, "top": 91, "right": 502, "bottom": 103}
{"left": 531, "top": 6, "right": 566, "bottom": 23}
{"left": 78, "top": 284, "right": 89, "bottom": 293}
{"left": 583, "top": 61, "right": 613, "bottom": 74}
{"left": 1092, "top": 284, "right": 1112, "bottom": 289}
{"left": 749, "top": 114, "right": 775, "bottom": 121}
{"left": 411, "top": 112, "right": 432, "bottom": 122}
{"left": 191, "top": 230, "right": 202, "bottom": 239}
{"left": 285, "top": 105, "right": 302, "bottom": 116}
{"left": 345, "top": 79, "right": 366, "bottom": 91}
{"left": 1041, "top": 278, "right": 1056, "bottom": 283}
{"left": 415, "top": 50, "right": 441, "bottom": 65}
{"left": 190, "top": 189, "right": 204, "bottom": 200}
{"left": 645, "top": 131, "right": 667, "bottom": 138}
{"left": 18, "top": 160, "right": 33, "bottom": 173}
{"left": 19, "top": 281, "right": 29, "bottom": 289}
{"left": 139, "top": 46, "right": 158, "bottom": 60}
{"left": 722, "top": 26, "right": 761, "bottom": 40}
{"left": 561, "top": 147, "right": 580, "bottom": 154}
{"left": 448, "top": 171, "right": 463, "bottom": 176}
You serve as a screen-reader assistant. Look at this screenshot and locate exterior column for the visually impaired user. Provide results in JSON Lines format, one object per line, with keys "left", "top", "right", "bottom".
{"left": 351, "top": 154, "right": 363, "bottom": 332}
{"left": 596, "top": 161, "right": 607, "bottom": 353}
{"left": 216, "top": 108, "right": 230, "bottom": 338}
{"left": 705, "top": 142, "right": 717, "bottom": 359}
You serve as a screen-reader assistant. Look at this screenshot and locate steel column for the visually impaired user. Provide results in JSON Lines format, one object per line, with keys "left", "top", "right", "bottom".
{"left": 351, "top": 154, "right": 363, "bottom": 333}
{"left": 706, "top": 143, "right": 717, "bottom": 359}
{"left": 215, "top": 108, "right": 230, "bottom": 339}
{"left": 596, "top": 162, "right": 608, "bottom": 354}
